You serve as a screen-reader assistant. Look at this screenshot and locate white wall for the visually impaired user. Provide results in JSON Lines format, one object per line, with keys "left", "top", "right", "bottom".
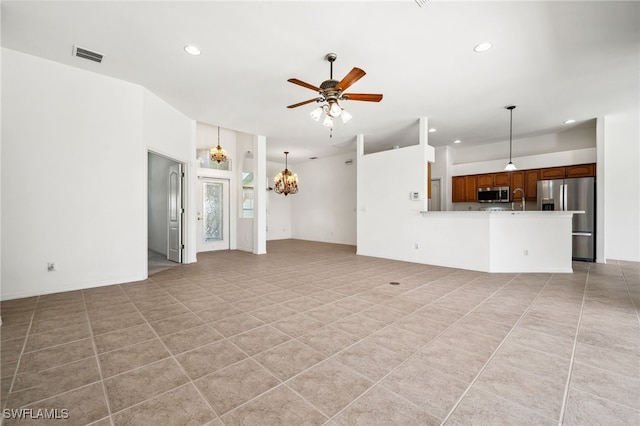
{"left": 2, "top": 49, "right": 145, "bottom": 299}
{"left": 602, "top": 109, "right": 640, "bottom": 262}
{"left": 1, "top": 48, "right": 195, "bottom": 300}
{"left": 357, "top": 142, "right": 428, "bottom": 260}
{"left": 266, "top": 161, "right": 293, "bottom": 240}
{"left": 453, "top": 121, "right": 597, "bottom": 165}
{"left": 291, "top": 152, "right": 358, "bottom": 245}
{"left": 236, "top": 139, "right": 255, "bottom": 252}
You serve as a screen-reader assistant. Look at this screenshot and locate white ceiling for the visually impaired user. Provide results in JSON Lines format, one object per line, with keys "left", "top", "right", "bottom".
{"left": 2, "top": 1, "right": 638, "bottom": 163}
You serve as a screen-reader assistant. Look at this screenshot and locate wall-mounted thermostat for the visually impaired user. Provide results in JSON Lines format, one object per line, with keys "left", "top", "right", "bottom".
{"left": 410, "top": 191, "right": 423, "bottom": 201}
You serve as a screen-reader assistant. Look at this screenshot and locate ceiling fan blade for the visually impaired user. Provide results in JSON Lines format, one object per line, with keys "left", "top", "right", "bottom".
{"left": 287, "top": 78, "right": 320, "bottom": 92}
{"left": 342, "top": 93, "right": 383, "bottom": 102}
{"left": 287, "top": 98, "right": 319, "bottom": 109}
{"left": 337, "top": 67, "right": 366, "bottom": 91}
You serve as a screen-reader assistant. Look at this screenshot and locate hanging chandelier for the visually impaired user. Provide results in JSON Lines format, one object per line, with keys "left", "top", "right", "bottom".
{"left": 504, "top": 105, "right": 517, "bottom": 171}
{"left": 273, "top": 152, "right": 298, "bottom": 196}
{"left": 210, "top": 126, "right": 227, "bottom": 163}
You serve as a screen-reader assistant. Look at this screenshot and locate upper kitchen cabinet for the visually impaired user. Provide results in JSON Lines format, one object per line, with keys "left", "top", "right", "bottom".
{"left": 524, "top": 169, "right": 539, "bottom": 201}
{"left": 452, "top": 176, "right": 466, "bottom": 203}
{"left": 466, "top": 175, "right": 478, "bottom": 202}
{"left": 452, "top": 175, "right": 477, "bottom": 202}
{"left": 476, "top": 174, "right": 494, "bottom": 188}
{"left": 539, "top": 167, "right": 566, "bottom": 179}
{"left": 494, "top": 172, "right": 510, "bottom": 187}
{"left": 566, "top": 164, "right": 596, "bottom": 177}
{"left": 539, "top": 164, "right": 596, "bottom": 179}
{"left": 476, "top": 172, "right": 509, "bottom": 189}
{"left": 511, "top": 171, "right": 525, "bottom": 201}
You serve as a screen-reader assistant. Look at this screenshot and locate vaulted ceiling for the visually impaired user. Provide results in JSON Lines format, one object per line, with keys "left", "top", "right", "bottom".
{"left": 2, "top": 1, "right": 638, "bottom": 162}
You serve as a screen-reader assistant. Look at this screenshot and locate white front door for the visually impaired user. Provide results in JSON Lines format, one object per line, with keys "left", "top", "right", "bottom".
{"left": 197, "top": 178, "right": 230, "bottom": 252}
{"left": 167, "top": 164, "right": 183, "bottom": 262}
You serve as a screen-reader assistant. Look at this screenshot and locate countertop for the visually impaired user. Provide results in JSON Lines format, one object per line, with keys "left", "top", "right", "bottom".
{"left": 420, "top": 210, "right": 585, "bottom": 216}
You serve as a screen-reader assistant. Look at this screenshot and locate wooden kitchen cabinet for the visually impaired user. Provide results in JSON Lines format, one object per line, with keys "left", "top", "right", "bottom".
{"left": 494, "top": 172, "right": 510, "bottom": 187}
{"left": 452, "top": 176, "right": 466, "bottom": 202}
{"left": 476, "top": 174, "right": 493, "bottom": 188}
{"left": 566, "top": 163, "right": 595, "bottom": 177}
{"left": 452, "top": 163, "right": 594, "bottom": 202}
{"left": 465, "top": 175, "right": 477, "bottom": 202}
{"left": 524, "top": 169, "right": 539, "bottom": 201}
{"left": 452, "top": 175, "right": 478, "bottom": 202}
{"left": 510, "top": 171, "right": 525, "bottom": 201}
{"left": 540, "top": 163, "right": 595, "bottom": 179}
{"left": 539, "top": 167, "right": 566, "bottom": 179}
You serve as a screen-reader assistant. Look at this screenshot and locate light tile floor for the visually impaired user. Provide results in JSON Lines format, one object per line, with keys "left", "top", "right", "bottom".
{"left": 1, "top": 240, "right": 638, "bottom": 425}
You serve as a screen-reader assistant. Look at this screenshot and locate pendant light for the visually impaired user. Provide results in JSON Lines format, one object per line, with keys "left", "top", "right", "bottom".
{"left": 210, "top": 126, "right": 228, "bottom": 163}
{"left": 504, "top": 105, "right": 517, "bottom": 171}
{"left": 273, "top": 152, "right": 298, "bottom": 196}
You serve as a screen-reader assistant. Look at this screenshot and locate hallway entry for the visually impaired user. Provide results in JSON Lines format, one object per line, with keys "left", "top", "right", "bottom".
{"left": 148, "top": 152, "right": 185, "bottom": 272}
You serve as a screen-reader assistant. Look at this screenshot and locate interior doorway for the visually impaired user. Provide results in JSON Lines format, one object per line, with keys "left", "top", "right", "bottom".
{"left": 429, "top": 178, "right": 442, "bottom": 211}
{"left": 148, "top": 152, "right": 185, "bottom": 274}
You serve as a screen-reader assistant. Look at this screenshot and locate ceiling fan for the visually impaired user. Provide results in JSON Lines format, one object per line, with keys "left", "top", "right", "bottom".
{"left": 287, "top": 53, "right": 383, "bottom": 126}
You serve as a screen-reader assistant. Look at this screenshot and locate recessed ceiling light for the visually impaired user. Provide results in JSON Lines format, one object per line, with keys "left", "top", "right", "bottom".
{"left": 564, "top": 119, "right": 576, "bottom": 124}
{"left": 473, "top": 42, "right": 492, "bottom": 53}
{"left": 454, "top": 140, "right": 461, "bottom": 144}
{"left": 428, "top": 128, "right": 436, "bottom": 133}
{"left": 184, "top": 45, "right": 201, "bottom": 55}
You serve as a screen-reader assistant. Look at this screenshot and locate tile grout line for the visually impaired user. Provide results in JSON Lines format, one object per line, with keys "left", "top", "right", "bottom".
{"left": 556, "top": 264, "right": 591, "bottom": 426}
{"left": 81, "top": 290, "right": 116, "bottom": 426}
{"left": 438, "top": 272, "right": 559, "bottom": 425}
{"left": 620, "top": 260, "right": 640, "bottom": 326}
{"left": 1, "top": 295, "right": 39, "bottom": 424}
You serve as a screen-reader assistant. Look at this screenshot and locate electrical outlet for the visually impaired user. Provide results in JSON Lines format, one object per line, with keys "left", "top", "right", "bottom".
{"left": 47, "top": 262, "right": 56, "bottom": 271}
{"left": 523, "top": 249, "right": 529, "bottom": 256}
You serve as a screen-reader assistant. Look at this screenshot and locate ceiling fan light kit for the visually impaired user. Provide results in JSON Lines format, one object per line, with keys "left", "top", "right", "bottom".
{"left": 287, "top": 53, "right": 383, "bottom": 128}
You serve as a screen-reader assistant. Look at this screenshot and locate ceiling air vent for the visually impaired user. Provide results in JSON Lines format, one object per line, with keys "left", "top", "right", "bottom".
{"left": 73, "top": 45, "right": 103, "bottom": 63}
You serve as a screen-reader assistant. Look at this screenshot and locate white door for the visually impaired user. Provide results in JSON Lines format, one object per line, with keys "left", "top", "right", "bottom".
{"left": 197, "top": 178, "right": 230, "bottom": 252}
{"left": 429, "top": 178, "right": 441, "bottom": 211}
{"left": 167, "top": 164, "right": 183, "bottom": 262}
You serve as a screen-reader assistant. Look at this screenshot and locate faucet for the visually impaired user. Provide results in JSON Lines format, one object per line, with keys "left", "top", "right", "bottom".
{"left": 512, "top": 188, "right": 526, "bottom": 211}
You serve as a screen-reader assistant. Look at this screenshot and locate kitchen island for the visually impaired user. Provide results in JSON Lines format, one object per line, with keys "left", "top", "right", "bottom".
{"left": 358, "top": 210, "right": 584, "bottom": 274}
{"left": 421, "top": 211, "right": 583, "bottom": 273}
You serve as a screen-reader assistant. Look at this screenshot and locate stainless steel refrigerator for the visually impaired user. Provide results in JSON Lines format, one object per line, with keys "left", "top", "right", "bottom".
{"left": 537, "top": 177, "right": 596, "bottom": 261}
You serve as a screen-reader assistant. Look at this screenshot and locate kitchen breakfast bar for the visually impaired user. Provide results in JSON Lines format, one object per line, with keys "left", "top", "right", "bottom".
{"left": 414, "top": 211, "right": 585, "bottom": 273}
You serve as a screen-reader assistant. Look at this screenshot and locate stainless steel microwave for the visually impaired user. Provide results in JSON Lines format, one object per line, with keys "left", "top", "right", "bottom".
{"left": 477, "top": 186, "right": 510, "bottom": 203}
